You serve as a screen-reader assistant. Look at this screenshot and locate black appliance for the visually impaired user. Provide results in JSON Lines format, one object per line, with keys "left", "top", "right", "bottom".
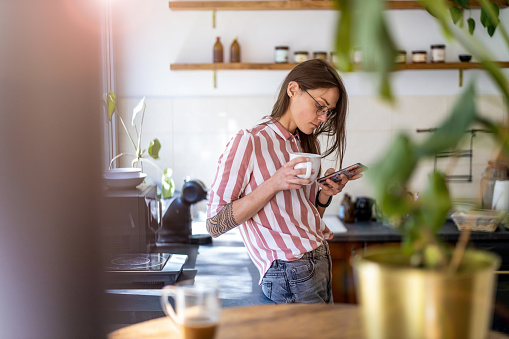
{"left": 103, "top": 253, "right": 187, "bottom": 288}
{"left": 102, "top": 184, "right": 161, "bottom": 254}
{"left": 354, "top": 196, "right": 375, "bottom": 221}
{"left": 102, "top": 185, "right": 187, "bottom": 288}
{"left": 158, "top": 179, "right": 208, "bottom": 244}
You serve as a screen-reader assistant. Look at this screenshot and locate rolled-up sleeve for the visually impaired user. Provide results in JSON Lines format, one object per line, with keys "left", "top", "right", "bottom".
{"left": 207, "top": 130, "right": 254, "bottom": 219}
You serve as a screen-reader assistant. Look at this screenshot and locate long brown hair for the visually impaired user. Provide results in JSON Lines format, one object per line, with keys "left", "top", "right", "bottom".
{"left": 271, "top": 59, "right": 348, "bottom": 168}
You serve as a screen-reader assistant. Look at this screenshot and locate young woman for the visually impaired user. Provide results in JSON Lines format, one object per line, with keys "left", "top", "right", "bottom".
{"left": 206, "top": 59, "right": 361, "bottom": 304}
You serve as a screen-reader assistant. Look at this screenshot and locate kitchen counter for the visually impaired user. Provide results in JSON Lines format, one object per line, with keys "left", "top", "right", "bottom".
{"left": 330, "top": 217, "right": 509, "bottom": 242}
{"left": 327, "top": 216, "right": 509, "bottom": 272}
{"left": 106, "top": 220, "right": 509, "bottom": 334}
{"left": 105, "top": 230, "right": 272, "bottom": 330}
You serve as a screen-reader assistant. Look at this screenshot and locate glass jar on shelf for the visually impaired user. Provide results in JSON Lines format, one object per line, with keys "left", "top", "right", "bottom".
{"left": 313, "top": 51, "right": 327, "bottom": 60}
{"left": 412, "top": 50, "right": 427, "bottom": 63}
{"left": 430, "top": 44, "right": 446, "bottom": 63}
{"left": 294, "top": 51, "right": 309, "bottom": 63}
{"left": 274, "top": 46, "right": 289, "bottom": 63}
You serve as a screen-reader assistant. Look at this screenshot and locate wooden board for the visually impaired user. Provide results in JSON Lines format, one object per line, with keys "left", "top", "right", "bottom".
{"left": 108, "top": 303, "right": 509, "bottom": 339}
{"left": 170, "top": 62, "right": 509, "bottom": 71}
{"left": 168, "top": 0, "right": 508, "bottom": 11}
{"left": 109, "top": 304, "right": 364, "bottom": 339}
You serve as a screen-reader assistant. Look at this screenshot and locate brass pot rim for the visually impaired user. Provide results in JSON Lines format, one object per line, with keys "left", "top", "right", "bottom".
{"left": 351, "top": 245, "right": 501, "bottom": 277}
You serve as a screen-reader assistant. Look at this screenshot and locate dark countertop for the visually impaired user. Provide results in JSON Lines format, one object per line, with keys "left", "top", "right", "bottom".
{"left": 105, "top": 231, "right": 272, "bottom": 329}
{"left": 331, "top": 219, "right": 509, "bottom": 242}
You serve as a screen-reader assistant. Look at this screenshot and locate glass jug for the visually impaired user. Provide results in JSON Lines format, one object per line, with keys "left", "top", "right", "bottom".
{"left": 480, "top": 161, "right": 508, "bottom": 208}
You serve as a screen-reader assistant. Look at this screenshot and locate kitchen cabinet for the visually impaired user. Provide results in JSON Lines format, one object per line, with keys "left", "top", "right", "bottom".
{"left": 328, "top": 220, "right": 509, "bottom": 306}
{"left": 328, "top": 241, "right": 362, "bottom": 304}
{"left": 329, "top": 240, "right": 401, "bottom": 303}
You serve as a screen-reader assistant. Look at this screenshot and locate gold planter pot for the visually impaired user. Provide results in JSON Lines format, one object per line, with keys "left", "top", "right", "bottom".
{"left": 352, "top": 247, "right": 500, "bottom": 339}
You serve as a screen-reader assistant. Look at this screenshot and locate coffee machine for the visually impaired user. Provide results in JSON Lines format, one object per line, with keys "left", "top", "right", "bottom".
{"left": 157, "top": 179, "right": 209, "bottom": 244}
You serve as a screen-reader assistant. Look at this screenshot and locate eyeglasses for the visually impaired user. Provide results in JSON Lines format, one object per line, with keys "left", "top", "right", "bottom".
{"left": 302, "top": 89, "right": 336, "bottom": 118}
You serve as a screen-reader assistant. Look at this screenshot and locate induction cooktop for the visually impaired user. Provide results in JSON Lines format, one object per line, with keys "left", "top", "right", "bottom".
{"left": 104, "top": 253, "right": 188, "bottom": 288}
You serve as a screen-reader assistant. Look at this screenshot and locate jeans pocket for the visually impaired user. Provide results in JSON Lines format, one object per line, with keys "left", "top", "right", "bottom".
{"left": 289, "top": 259, "right": 315, "bottom": 283}
{"left": 261, "top": 281, "right": 272, "bottom": 300}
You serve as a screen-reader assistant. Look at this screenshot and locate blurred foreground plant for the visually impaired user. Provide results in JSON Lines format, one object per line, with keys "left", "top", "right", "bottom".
{"left": 334, "top": 0, "right": 509, "bottom": 269}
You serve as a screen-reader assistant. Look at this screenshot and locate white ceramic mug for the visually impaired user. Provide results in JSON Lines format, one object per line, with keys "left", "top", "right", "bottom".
{"left": 289, "top": 152, "right": 321, "bottom": 182}
{"left": 160, "top": 284, "right": 220, "bottom": 339}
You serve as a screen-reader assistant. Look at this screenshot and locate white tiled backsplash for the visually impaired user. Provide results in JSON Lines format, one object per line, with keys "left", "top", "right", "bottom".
{"left": 116, "top": 95, "right": 507, "bottom": 216}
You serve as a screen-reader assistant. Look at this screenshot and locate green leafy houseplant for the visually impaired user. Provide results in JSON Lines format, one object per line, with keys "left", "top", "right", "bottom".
{"left": 334, "top": 0, "right": 507, "bottom": 337}
{"left": 106, "top": 92, "right": 175, "bottom": 199}
{"left": 448, "top": 0, "right": 501, "bottom": 36}
{"left": 335, "top": 0, "right": 508, "bottom": 268}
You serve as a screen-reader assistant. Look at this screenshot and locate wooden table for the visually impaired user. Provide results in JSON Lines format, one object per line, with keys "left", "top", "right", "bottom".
{"left": 108, "top": 303, "right": 509, "bottom": 339}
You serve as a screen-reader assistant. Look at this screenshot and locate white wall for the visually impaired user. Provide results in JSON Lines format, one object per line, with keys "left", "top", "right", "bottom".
{"left": 111, "top": 0, "right": 508, "bottom": 97}
{"left": 110, "top": 0, "right": 509, "bottom": 216}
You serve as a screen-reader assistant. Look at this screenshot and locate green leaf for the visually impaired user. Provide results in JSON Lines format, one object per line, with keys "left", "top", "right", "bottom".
{"left": 450, "top": 0, "right": 468, "bottom": 8}
{"left": 487, "top": 25, "right": 497, "bottom": 37}
{"left": 132, "top": 96, "right": 146, "bottom": 125}
{"left": 458, "top": 0, "right": 468, "bottom": 8}
{"left": 418, "top": 171, "right": 451, "bottom": 233}
{"left": 369, "top": 134, "right": 418, "bottom": 218}
{"left": 467, "top": 18, "right": 476, "bottom": 35}
{"left": 148, "top": 138, "right": 161, "bottom": 159}
{"left": 161, "top": 168, "right": 175, "bottom": 199}
{"left": 354, "top": 0, "right": 397, "bottom": 101}
{"left": 334, "top": 0, "right": 353, "bottom": 72}
{"left": 419, "top": 82, "right": 477, "bottom": 156}
{"left": 107, "top": 91, "right": 116, "bottom": 120}
{"left": 423, "top": 243, "right": 447, "bottom": 269}
{"left": 482, "top": 16, "right": 491, "bottom": 31}
{"left": 481, "top": 3, "right": 499, "bottom": 29}
{"left": 449, "top": 6, "right": 463, "bottom": 25}
{"left": 419, "top": 0, "right": 454, "bottom": 40}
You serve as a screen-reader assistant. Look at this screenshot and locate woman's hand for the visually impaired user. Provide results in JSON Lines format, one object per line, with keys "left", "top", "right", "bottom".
{"left": 268, "top": 156, "right": 313, "bottom": 192}
{"left": 317, "top": 168, "right": 363, "bottom": 198}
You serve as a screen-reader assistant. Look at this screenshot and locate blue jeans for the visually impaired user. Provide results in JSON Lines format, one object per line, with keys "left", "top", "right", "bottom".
{"left": 261, "top": 242, "right": 333, "bottom": 304}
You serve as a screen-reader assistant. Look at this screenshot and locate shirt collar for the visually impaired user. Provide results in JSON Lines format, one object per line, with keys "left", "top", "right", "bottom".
{"left": 263, "top": 116, "right": 299, "bottom": 141}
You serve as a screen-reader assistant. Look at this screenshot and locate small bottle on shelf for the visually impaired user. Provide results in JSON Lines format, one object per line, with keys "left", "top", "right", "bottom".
{"left": 230, "top": 37, "right": 241, "bottom": 63}
{"left": 213, "top": 37, "right": 224, "bottom": 63}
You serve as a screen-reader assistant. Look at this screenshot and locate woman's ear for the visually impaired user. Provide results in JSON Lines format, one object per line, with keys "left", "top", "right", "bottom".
{"left": 287, "top": 81, "right": 300, "bottom": 98}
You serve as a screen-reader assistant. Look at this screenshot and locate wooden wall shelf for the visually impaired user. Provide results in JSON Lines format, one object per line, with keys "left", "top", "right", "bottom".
{"left": 170, "top": 62, "right": 509, "bottom": 71}
{"left": 168, "top": 0, "right": 507, "bottom": 11}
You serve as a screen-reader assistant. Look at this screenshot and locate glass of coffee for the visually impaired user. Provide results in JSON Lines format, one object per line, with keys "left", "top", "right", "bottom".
{"left": 160, "top": 284, "right": 220, "bottom": 339}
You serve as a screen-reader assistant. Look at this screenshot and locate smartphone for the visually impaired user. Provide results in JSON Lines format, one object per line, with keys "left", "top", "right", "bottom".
{"left": 317, "top": 163, "right": 367, "bottom": 185}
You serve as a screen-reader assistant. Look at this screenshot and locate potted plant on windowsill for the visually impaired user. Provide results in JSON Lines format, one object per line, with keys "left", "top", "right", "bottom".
{"left": 106, "top": 92, "right": 175, "bottom": 198}
{"left": 334, "top": 0, "right": 506, "bottom": 337}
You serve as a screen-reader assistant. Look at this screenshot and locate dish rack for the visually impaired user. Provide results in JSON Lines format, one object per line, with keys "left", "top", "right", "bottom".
{"left": 416, "top": 128, "right": 491, "bottom": 183}
{"left": 451, "top": 209, "right": 505, "bottom": 232}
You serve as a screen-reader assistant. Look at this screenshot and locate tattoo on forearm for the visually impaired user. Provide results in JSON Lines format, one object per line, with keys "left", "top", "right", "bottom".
{"left": 206, "top": 203, "right": 239, "bottom": 238}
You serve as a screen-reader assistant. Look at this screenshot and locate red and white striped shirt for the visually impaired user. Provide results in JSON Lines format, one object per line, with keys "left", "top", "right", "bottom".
{"left": 207, "top": 117, "right": 333, "bottom": 284}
